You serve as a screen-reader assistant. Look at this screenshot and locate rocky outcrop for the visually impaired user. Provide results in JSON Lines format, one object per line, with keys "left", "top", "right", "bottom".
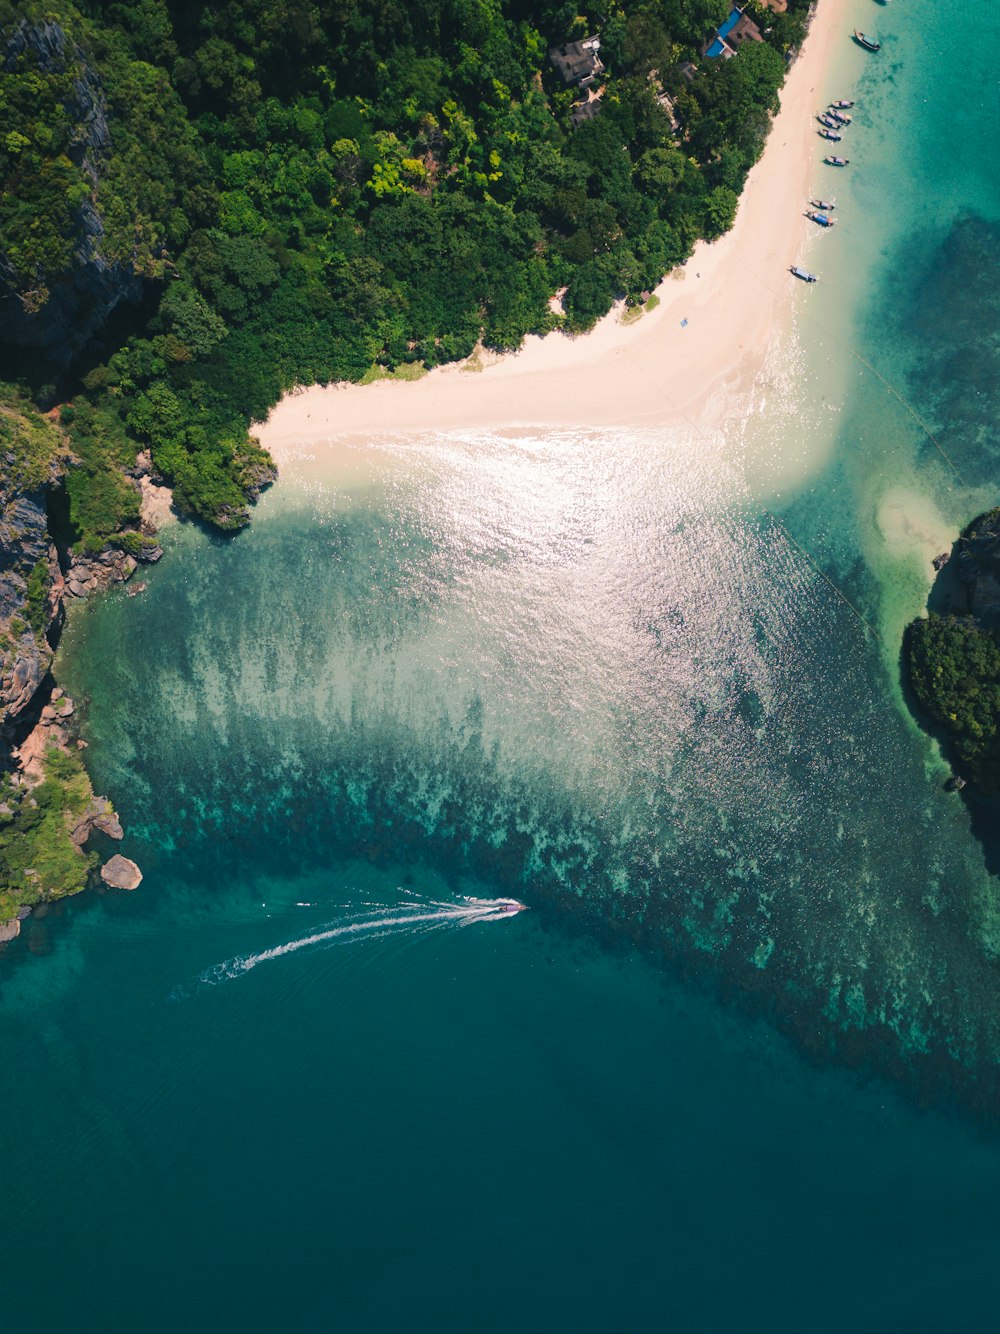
{"left": 63, "top": 538, "right": 161, "bottom": 600}
{"left": 65, "top": 549, "right": 136, "bottom": 598}
{"left": 100, "top": 855, "right": 142, "bottom": 890}
{"left": 1, "top": 406, "right": 151, "bottom": 935}
{"left": 244, "top": 455, "right": 279, "bottom": 501}
{"left": 0, "top": 20, "right": 143, "bottom": 364}
{"left": 956, "top": 509, "right": 1000, "bottom": 623}
{"left": 0, "top": 460, "right": 62, "bottom": 737}
{"left": 69, "top": 794, "right": 124, "bottom": 846}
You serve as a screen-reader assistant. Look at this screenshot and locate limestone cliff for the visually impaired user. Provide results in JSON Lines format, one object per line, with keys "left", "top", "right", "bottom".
{"left": 956, "top": 508, "right": 1000, "bottom": 624}
{"left": 907, "top": 508, "right": 1000, "bottom": 795}
{"left": 0, "top": 19, "right": 143, "bottom": 363}
{"left": 0, "top": 404, "right": 65, "bottom": 741}
{"left": 0, "top": 399, "right": 141, "bottom": 933}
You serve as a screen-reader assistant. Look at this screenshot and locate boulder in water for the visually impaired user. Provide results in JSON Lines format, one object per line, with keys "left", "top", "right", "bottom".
{"left": 100, "top": 855, "right": 142, "bottom": 890}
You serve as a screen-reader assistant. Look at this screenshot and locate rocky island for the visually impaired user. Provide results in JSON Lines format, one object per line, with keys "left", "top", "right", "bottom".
{"left": 907, "top": 508, "right": 1000, "bottom": 794}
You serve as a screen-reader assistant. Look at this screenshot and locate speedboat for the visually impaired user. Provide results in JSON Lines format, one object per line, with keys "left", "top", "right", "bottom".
{"left": 854, "top": 30, "right": 881, "bottom": 52}
{"left": 497, "top": 899, "right": 527, "bottom": 914}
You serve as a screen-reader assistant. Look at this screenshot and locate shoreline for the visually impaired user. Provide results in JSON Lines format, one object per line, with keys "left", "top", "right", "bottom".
{"left": 258, "top": 0, "right": 850, "bottom": 463}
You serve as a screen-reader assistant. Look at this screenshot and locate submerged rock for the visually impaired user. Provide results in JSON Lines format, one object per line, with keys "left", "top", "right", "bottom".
{"left": 100, "top": 855, "right": 142, "bottom": 890}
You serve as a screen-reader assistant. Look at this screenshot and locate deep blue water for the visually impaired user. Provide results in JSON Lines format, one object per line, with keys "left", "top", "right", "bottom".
{"left": 3, "top": 2, "right": 1000, "bottom": 1328}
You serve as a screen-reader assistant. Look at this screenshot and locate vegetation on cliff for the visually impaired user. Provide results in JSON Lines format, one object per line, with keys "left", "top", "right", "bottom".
{"left": 0, "top": 745, "right": 98, "bottom": 923}
{"left": 907, "top": 509, "right": 1000, "bottom": 794}
{"left": 0, "top": 395, "right": 116, "bottom": 929}
{"left": 0, "top": 391, "right": 63, "bottom": 691}
{"left": 0, "top": 388, "right": 64, "bottom": 491}
{"left": 2, "top": 0, "right": 808, "bottom": 538}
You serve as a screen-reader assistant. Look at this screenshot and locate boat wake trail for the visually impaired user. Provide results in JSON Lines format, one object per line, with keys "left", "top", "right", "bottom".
{"left": 189, "top": 895, "right": 527, "bottom": 990}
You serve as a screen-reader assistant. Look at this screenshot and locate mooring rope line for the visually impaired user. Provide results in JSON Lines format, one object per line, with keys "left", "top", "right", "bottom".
{"left": 653, "top": 348, "right": 892, "bottom": 649}
{"left": 768, "top": 515, "right": 888, "bottom": 647}
{"left": 846, "top": 348, "right": 964, "bottom": 482}
{"left": 742, "top": 261, "right": 965, "bottom": 484}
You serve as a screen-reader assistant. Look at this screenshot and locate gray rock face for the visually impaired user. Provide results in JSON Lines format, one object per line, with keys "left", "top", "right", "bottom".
{"left": 957, "top": 509, "right": 1000, "bottom": 626}
{"left": 0, "top": 479, "right": 58, "bottom": 731}
{"left": 64, "top": 546, "right": 142, "bottom": 598}
{"left": 100, "top": 855, "right": 142, "bottom": 890}
{"left": 2, "top": 644, "right": 45, "bottom": 725}
{"left": 0, "top": 20, "right": 143, "bottom": 363}
{"left": 0, "top": 488, "right": 49, "bottom": 620}
{"left": 0, "top": 917, "right": 20, "bottom": 943}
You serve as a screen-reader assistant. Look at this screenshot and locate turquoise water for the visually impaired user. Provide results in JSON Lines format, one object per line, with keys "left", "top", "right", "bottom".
{"left": 4, "top": 2, "right": 1000, "bottom": 1327}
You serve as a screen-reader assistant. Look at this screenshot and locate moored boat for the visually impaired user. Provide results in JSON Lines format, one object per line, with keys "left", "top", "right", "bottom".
{"left": 825, "top": 156, "right": 849, "bottom": 167}
{"left": 806, "top": 211, "right": 836, "bottom": 227}
{"left": 810, "top": 198, "right": 835, "bottom": 210}
{"left": 819, "top": 128, "right": 843, "bottom": 141}
{"left": 832, "top": 99, "right": 855, "bottom": 109}
{"left": 790, "top": 266, "right": 818, "bottom": 283}
{"left": 854, "top": 30, "right": 881, "bottom": 52}
{"left": 818, "top": 113, "right": 840, "bottom": 128}
{"left": 829, "top": 110, "right": 852, "bottom": 125}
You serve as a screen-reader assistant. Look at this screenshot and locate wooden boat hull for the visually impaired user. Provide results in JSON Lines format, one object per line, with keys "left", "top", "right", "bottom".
{"left": 854, "top": 30, "right": 881, "bottom": 52}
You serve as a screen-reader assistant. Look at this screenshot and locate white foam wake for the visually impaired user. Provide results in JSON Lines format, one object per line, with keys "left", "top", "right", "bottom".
{"left": 196, "top": 895, "right": 526, "bottom": 987}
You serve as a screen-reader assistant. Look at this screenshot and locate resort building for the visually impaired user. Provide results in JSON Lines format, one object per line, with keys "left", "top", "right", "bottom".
{"left": 549, "top": 36, "right": 604, "bottom": 89}
{"left": 701, "top": 7, "right": 763, "bottom": 59}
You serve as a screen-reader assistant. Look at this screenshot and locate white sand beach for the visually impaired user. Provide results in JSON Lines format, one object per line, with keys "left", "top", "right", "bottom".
{"left": 258, "top": 0, "right": 849, "bottom": 463}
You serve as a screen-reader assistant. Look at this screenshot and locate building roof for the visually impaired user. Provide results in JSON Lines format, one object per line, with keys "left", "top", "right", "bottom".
{"left": 569, "top": 98, "right": 603, "bottom": 128}
{"left": 702, "top": 7, "right": 763, "bottom": 59}
{"left": 549, "top": 37, "right": 604, "bottom": 87}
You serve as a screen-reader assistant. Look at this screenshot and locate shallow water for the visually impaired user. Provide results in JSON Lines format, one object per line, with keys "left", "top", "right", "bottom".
{"left": 3, "top": 1, "right": 1000, "bottom": 1327}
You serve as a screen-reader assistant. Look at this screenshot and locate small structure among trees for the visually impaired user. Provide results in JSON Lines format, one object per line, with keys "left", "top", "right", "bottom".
{"left": 648, "top": 71, "right": 681, "bottom": 133}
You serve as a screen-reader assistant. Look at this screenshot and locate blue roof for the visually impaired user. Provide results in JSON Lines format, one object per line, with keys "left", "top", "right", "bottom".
{"left": 717, "top": 9, "right": 742, "bottom": 40}
{"left": 706, "top": 8, "right": 742, "bottom": 57}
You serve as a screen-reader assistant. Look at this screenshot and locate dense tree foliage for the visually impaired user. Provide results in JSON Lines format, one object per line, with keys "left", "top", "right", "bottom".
{"left": 1, "top": 0, "right": 809, "bottom": 537}
{"left": 0, "top": 746, "right": 98, "bottom": 922}
{"left": 908, "top": 510, "right": 1000, "bottom": 793}
{"left": 909, "top": 614, "right": 1000, "bottom": 793}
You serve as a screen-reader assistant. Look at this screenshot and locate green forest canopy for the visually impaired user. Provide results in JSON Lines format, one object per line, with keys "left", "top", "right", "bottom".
{"left": 0, "top": 0, "right": 808, "bottom": 540}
